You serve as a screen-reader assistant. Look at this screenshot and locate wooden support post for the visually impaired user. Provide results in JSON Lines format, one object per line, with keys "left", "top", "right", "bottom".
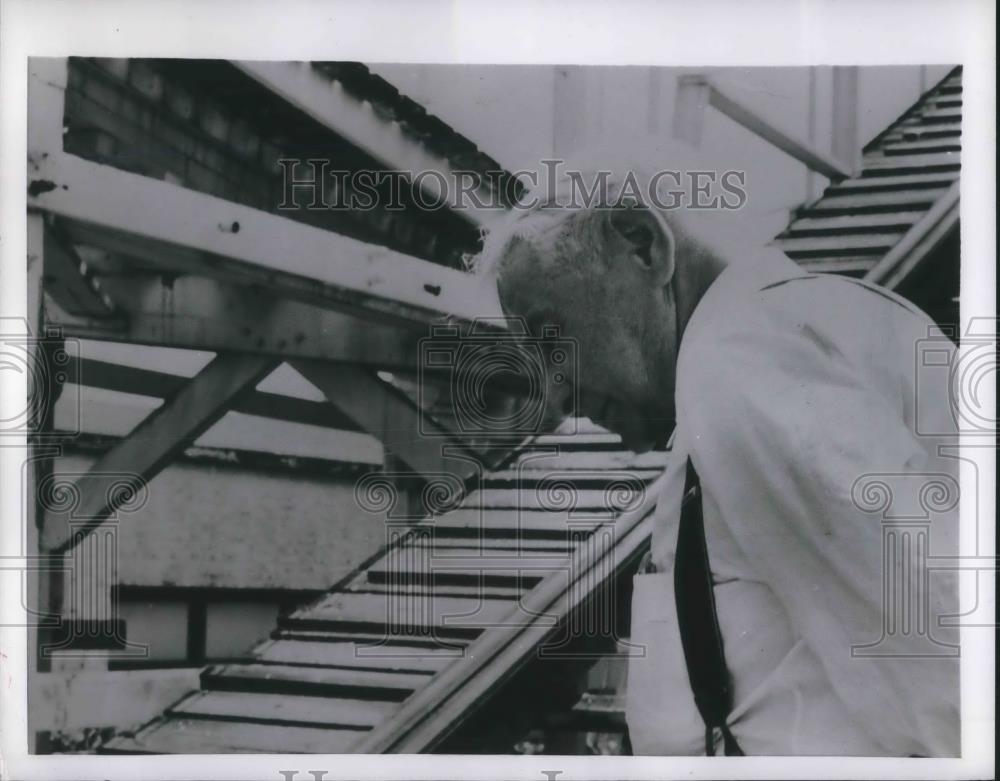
{"left": 41, "top": 352, "right": 279, "bottom": 554}
{"left": 831, "top": 66, "right": 860, "bottom": 172}
{"left": 672, "top": 75, "right": 711, "bottom": 147}
{"left": 26, "top": 214, "right": 65, "bottom": 759}
{"left": 45, "top": 272, "right": 428, "bottom": 372}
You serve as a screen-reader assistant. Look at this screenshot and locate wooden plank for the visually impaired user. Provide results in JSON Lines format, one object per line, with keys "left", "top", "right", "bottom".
{"left": 881, "top": 128, "right": 961, "bottom": 143}
{"left": 808, "top": 189, "right": 947, "bottom": 213}
{"left": 254, "top": 638, "right": 454, "bottom": 673}
{"left": 104, "top": 715, "right": 366, "bottom": 753}
{"left": 202, "top": 663, "right": 427, "bottom": 700}
{"left": 41, "top": 223, "right": 117, "bottom": 318}
{"left": 699, "top": 77, "right": 852, "bottom": 180}
{"left": 915, "top": 108, "right": 963, "bottom": 122}
{"left": 826, "top": 172, "right": 958, "bottom": 194}
{"left": 286, "top": 591, "right": 520, "bottom": 634}
{"left": 171, "top": 690, "right": 397, "bottom": 729}
{"left": 881, "top": 138, "right": 961, "bottom": 154}
{"left": 408, "top": 538, "right": 578, "bottom": 553}
{"left": 431, "top": 508, "right": 612, "bottom": 536}
{"left": 291, "top": 360, "right": 479, "bottom": 482}
{"left": 32, "top": 659, "right": 200, "bottom": 734}
{"left": 347, "top": 579, "right": 528, "bottom": 601}
{"left": 51, "top": 272, "right": 428, "bottom": 371}
{"left": 66, "top": 356, "right": 363, "bottom": 432}
{"left": 510, "top": 449, "right": 670, "bottom": 471}
{"left": 462, "top": 487, "right": 651, "bottom": 512}
{"left": 784, "top": 212, "right": 920, "bottom": 235}
{"left": 773, "top": 232, "right": 903, "bottom": 257}
{"left": 29, "top": 152, "right": 506, "bottom": 330}
{"left": 861, "top": 153, "right": 960, "bottom": 172}
{"left": 795, "top": 257, "right": 878, "bottom": 275}
{"left": 529, "top": 432, "right": 624, "bottom": 449}
{"left": 483, "top": 467, "right": 662, "bottom": 487}
{"left": 272, "top": 628, "right": 470, "bottom": 651}
{"left": 41, "top": 352, "right": 278, "bottom": 553}
{"left": 232, "top": 61, "right": 498, "bottom": 230}
{"left": 366, "top": 552, "right": 572, "bottom": 586}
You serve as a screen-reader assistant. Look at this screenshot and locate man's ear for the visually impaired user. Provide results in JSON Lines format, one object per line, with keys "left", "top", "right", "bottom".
{"left": 606, "top": 204, "right": 676, "bottom": 285}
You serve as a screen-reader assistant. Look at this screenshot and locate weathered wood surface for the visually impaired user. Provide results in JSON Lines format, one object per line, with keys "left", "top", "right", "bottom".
{"left": 253, "top": 638, "right": 454, "bottom": 673}
{"left": 202, "top": 663, "right": 427, "bottom": 700}
{"left": 104, "top": 716, "right": 366, "bottom": 753}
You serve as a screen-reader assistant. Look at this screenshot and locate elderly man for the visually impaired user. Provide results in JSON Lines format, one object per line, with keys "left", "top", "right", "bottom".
{"left": 473, "top": 147, "right": 960, "bottom": 757}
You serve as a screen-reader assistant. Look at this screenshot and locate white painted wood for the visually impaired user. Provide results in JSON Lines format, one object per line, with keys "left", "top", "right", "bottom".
{"left": 28, "top": 153, "right": 506, "bottom": 329}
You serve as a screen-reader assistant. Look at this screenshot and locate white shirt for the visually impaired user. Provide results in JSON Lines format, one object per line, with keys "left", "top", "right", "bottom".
{"left": 625, "top": 250, "right": 960, "bottom": 756}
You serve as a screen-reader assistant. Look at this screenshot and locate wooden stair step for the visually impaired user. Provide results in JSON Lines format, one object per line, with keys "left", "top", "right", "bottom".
{"left": 805, "top": 188, "right": 947, "bottom": 213}
{"left": 284, "top": 590, "right": 518, "bottom": 635}
{"left": 530, "top": 432, "right": 624, "bottom": 450}
{"left": 924, "top": 97, "right": 962, "bottom": 109}
{"left": 102, "top": 716, "right": 366, "bottom": 753}
{"left": 915, "top": 108, "right": 963, "bottom": 122}
{"left": 883, "top": 127, "right": 961, "bottom": 143}
{"left": 827, "top": 172, "right": 957, "bottom": 194}
{"left": 795, "top": 256, "right": 879, "bottom": 275}
{"left": 202, "top": 662, "right": 428, "bottom": 700}
{"left": 484, "top": 467, "right": 661, "bottom": 487}
{"left": 510, "top": 449, "right": 670, "bottom": 471}
{"left": 462, "top": 487, "right": 648, "bottom": 511}
{"left": 367, "top": 551, "right": 571, "bottom": 587}
{"left": 272, "top": 627, "right": 471, "bottom": 652}
{"left": 169, "top": 690, "right": 396, "bottom": 729}
{"left": 409, "top": 535, "right": 577, "bottom": 552}
{"left": 895, "top": 117, "right": 962, "bottom": 135}
{"left": 253, "top": 637, "right": 454, "bottom": 673}
{"left": 773, "top": 232, "right": 903, "bottom": 258}
{"left": 431, "top": 508, "right": 612, "bottom": 536}
{"left": 783, "top": 212, "right": 919, "bottom": 235}
{"left": 861, "top": 153, "right": 961, "bottom": 173}
{"left": 345, "top": 575, "right": 528, "bottom": 600}
{"left": 881, "top": 139, "right": 961, "bottom": 155}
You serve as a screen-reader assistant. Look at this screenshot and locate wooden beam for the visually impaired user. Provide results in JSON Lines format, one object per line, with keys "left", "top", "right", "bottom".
{"left": 231, "top": 61, "right": 498, "bottom": 230}
{"left": 27, "top": 152, "right": 506, "bottom": 331}
{"left": 678, "top": 75, "right": 853, "bottom": 181}
{"left": 41, "top": 353, "right": 279, "bottom": 554}
{"left": 290, "top": 360, "right": 480, "bottom": 483}
{"left": 45, "top": 272, "right": 427, "bottom": 370}
{"left": 41, "top": 221, "right": 117, "bottom": 318}
{"left": 64, "top": 356, "right": 363, "bottom": 433}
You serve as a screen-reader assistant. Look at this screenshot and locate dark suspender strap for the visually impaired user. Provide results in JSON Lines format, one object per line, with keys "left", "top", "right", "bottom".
{"left": 674, "top": 457, "right": 744, "bottom": 756}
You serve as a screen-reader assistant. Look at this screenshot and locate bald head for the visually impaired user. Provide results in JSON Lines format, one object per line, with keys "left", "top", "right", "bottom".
{"left": 472, "top": 156, "right": 735, "bottom": 449}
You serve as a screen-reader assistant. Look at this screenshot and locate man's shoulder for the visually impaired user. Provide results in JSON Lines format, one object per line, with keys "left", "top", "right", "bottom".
{"left": 676, "top": 252, "right": 932, "bottom": 414}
